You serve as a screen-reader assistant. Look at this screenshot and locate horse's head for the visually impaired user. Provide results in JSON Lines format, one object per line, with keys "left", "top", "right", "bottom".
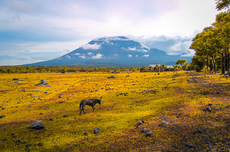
{"left": 96, "top": 98, "right": 101, "bottom": 105}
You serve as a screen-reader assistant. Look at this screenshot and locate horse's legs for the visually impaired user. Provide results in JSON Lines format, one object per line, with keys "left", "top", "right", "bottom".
{"left": 92, "top": 106, "right": 95, "bottom": 112}
{"left": 83, "top": 105, "right": 86, "bottom": 114}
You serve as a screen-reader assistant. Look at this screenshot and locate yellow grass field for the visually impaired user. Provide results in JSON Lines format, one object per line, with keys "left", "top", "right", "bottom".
{"left": 0, "top": 71, "right": 229, "bottom": 151}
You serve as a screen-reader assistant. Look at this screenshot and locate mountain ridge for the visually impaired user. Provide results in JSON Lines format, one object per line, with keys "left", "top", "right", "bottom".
{"left": 23, "top": 36, "right": 192, "bottom": 67}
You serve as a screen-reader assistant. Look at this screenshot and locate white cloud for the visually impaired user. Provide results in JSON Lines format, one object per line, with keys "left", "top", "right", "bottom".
{"left": 0, "top": 0, "right": 217, "bottom": 65}
{"left": 124, "top": 47, "right": 149, "bottom": 52}
{"left": 143, "top": 54, "right": 149, "bottom": 57}
{"left": 91, "top": 53, "right": 103, "bottom": 59}
{"left": 128, "top": 54, "right": 132, "bottom": 57}
{"left": 74, "top": 53, "right": 80, "bottom": 55}
{"left": 113, "top": 54, "right": 118, "bottom": 56}
{"left": 140, "top": 43, "right": 150, "bottom": 50}
{"left": 88, "top": 52, "right": 93, "bottom": 55}
{"left": 128, "top": 47, "right": 136, "bottom": 51}
{"left": 82, "top": 43, "right": 101, "bottom": 50}
{"left": 169, "top": 41, "right": 192, "bottom": 55}
{"left": 79, "top": 55, "right": 86, "bottom": 59}
{"left": 170, "top": 42, "right": 183, "bottom": 51}
{"left": 181, "top": 50, "right": 195, "bottom": 57}
{"left": 136, "top": 55, "right": 138, "bottom": 57}
{"left": 65, "top": 55, "right": 71, "bottom": 59}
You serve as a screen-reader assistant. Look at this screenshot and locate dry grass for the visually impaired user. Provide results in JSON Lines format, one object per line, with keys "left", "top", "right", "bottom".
{"left": 0, "top": 71, "right": 229, "bottom": 151}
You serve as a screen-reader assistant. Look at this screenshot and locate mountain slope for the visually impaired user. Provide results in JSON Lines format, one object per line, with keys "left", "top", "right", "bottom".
{"left": 25, "top": 36, "right": 192, "bottom": 67}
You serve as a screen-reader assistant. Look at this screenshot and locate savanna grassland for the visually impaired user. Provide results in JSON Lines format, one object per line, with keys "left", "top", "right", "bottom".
{"left": 0, "top": 71, "right": 230, "bottom": 152}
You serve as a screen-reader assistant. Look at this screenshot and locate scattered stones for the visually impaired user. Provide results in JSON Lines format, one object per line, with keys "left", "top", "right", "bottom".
{"left": 63, "top": 114, "right": 67, "bottom": 117}
{"left": 35, "top": 79, "right": 50, "bottom": 87}
{"left": 107, "top": 76, "right": 115, "bottom": 78}
{"left": 137, "top": 120, "right": 144, "bottom": 125}
{"left": 3, "top": 138, "right": 7, "bottom": 141}
{"left": 64, "top": 147, "right": 73, "bottom": 152}
{"left": 208, "top": 103, "right": 213, "bottom": 106}
{"left": 2, "top": 107, "right": 5, "bottom": 110}
{"left": 39, "top": 113, "right": 43, "bottom": 115}
{"left": 185, "top": 142, "right": 194, "bottom": 148}
{"left": 94, "top": 127, "right": 99, "bottom": 134}
{"left": 50, "top": 118, "right": 53, "bottom": 121}
{"left": 38, "top": 142, "right": 43, "bottom": 146}
{"left": 146, "top": 130, "right": 152, "bottom": 137}
{"left": 16, "top": 140, "right": 22, "bottom": 144}
{"left": 0, "top": 115, "right": 5, "bottom": 118}
{"left": 25, "top": 144, "right": 32, "bottom": 148}
{"left": 141, "top": 127, "right": 147, "bottom": 133}
{"left": 135, "top": 126, "right": 140, "bottom": 129}
{"left": 206, "top": 107, "right": 212, "bottom": 112}
{"left": 59, "top": 101, "right": 65, "bottom": 103}
{"left": 84, "top": 132, "right": 88, "bottom": 135}
{"left": 12, "top": 78, "right": 20, "bottom": 81}
{"left": 159, "top": 121, "right": 169, "bottom": 127}
{"left": 29, "top": 120, "right": 44, "bottom": 130}
{"left": 200, "top": 91, "right": 209, "bottom": 95}
{"left": 13, "top": 135, "right": 18, "bottom": 138}
{"left": 148, "top": 90, "right": 156, "bottom": 94}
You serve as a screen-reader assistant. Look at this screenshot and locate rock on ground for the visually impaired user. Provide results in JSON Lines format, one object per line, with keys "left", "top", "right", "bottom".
{"left": 29, "top": 120, "right": 44, "bottom": 130}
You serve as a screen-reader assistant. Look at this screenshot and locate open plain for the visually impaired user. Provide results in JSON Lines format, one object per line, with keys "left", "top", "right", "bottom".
{"left": 0, "top": 71, "right": 230, "bottom": 151}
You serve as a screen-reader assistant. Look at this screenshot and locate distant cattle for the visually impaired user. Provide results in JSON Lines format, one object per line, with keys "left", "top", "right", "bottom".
{"left": 79, "top": 97, "right": 102, "bottom": 115}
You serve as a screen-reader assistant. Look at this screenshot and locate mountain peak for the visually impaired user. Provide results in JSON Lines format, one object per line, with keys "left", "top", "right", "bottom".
{"left": 24, "top": 36, "right": 192, "bottom": 66}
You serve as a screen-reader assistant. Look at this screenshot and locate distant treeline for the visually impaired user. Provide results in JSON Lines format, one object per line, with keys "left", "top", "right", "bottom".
{"left": 0, "top": 66, "right": 144, "bottom": 74}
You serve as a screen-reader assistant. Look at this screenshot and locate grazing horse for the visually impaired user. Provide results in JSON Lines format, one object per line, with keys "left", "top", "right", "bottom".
{"left": 80, "top": 97, "right": 102, "bottom": 115}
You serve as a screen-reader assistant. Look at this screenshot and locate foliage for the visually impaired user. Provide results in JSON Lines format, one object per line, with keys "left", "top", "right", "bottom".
{"left": 190, "top": 10, "right": 230, "bottom": 74}
{"left": 173, "top": 65, "right": 181, "bottom": 70}
{"left": 216, "top": 0, "right": 230, "bottom": 10}
{"left": 175, "top": 59, "right": 188, "bottom": 70}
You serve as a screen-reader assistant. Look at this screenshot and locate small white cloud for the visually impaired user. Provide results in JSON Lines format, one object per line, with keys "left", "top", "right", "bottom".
{"left": 128, "top": 47, "right": 136, "bottom": 51}
{"left": 140, "top": 43, "right": 150, "bottom": 50}
{"left": 136, "top": 55, "right": 138, "bottom": 57}
{"left": 79, "top": 55, "right": 86, "bottom": 59}
{"left": 170, "top": 42, "right": 182, "bottom": 51}
{"left": 65, "top": 55, "right": 71, "bottom": 59}
{"left": 143, "top": 54, "right": 149, "bottom": 57}
{"left": 128, "top": 54, "right": 132, "bottom": 57}
{"left": 82, "top": 43, "right": 101, "bottom": 50}
{"left": 137, "top": 49, "right": 149, "bottom": 52}
{"left": 88, "top": 52, "right": 93, "bottom": 55}
{"left": 113, "top": 54, "right": 118, "bottom": 56}
{"left": 74, "top": 53, "right": 80, "bottom": 55}
{"left": 92, "top": 53, "right": 103, "bottom": 59}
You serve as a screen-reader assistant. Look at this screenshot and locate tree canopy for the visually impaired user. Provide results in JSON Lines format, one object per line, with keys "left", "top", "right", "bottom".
{"left": 190, "top": 10, "right": 230, "bottom": 74}
{"left": 216, "top": 0, "right": 230, "bottom": 10}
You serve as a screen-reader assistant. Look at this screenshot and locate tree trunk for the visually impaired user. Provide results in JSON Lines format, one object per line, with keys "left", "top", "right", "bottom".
{"left": 227, "top": 52, "right": 230, "bottom": 75}
{"left": 207, "top": 56, "right": 209, "bottom": 72}
{"left": 214, "top": 56, "right": 216, "bottom": 73}
{"left": 210, "top": 59, "right": 213, "bottom": 73}
{"left": 222, "top": 54, "right": 225, "bottom": 74}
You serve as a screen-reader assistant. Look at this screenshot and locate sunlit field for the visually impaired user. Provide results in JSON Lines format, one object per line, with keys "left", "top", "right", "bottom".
{"left": 0, "top": 71, "right": 229, "bottom": 151}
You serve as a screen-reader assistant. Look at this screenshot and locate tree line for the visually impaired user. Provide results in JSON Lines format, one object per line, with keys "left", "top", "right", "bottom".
{"left": 189, "top": 0, "right": 230, "bottom": 74}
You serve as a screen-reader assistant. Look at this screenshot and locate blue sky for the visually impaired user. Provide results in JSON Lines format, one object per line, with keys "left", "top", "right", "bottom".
{"left": 0, "top": 0, "right": 220, "bottom": 65}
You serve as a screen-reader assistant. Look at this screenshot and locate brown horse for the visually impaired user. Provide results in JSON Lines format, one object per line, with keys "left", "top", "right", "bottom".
{"left": 79, "top": 97, "right": 102, "bottom": 115}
